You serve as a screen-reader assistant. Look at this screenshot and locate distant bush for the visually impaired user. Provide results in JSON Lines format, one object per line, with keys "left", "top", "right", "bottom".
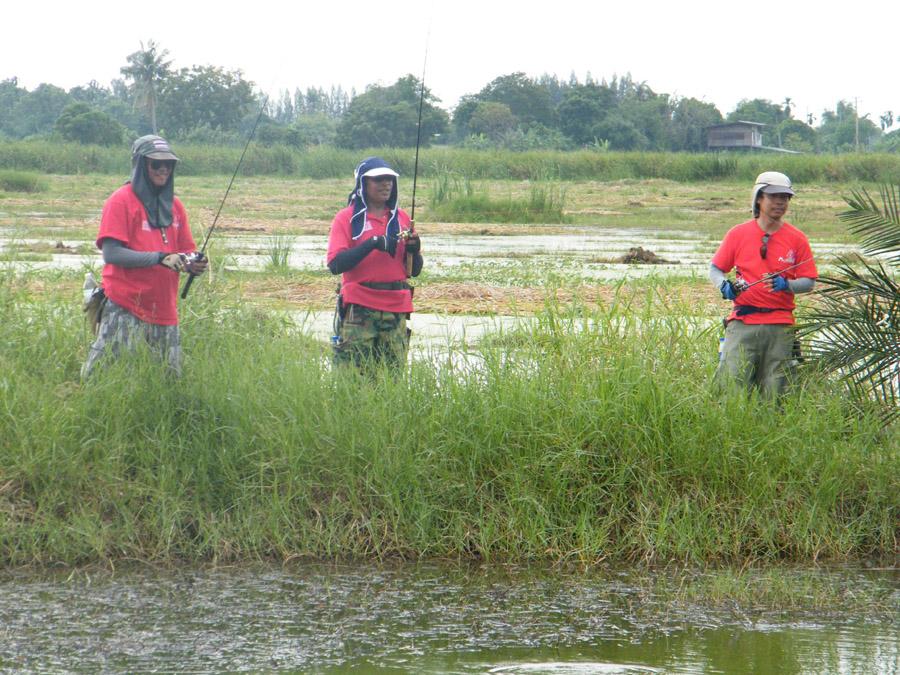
{"left": 0, "top": 169, "right": 48, "bottom": 192}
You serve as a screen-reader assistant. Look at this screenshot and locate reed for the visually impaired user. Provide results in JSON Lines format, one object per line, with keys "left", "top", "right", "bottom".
{"left": 3, "top": 140, "right": 900, "bottom": 183}
{"left": 0, "top": 282, "right": 895, "bottom": 566}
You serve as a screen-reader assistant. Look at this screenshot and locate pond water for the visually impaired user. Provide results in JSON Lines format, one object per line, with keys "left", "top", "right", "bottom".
{"left": 1, "top": 563, "right": 895, "bottom": 673}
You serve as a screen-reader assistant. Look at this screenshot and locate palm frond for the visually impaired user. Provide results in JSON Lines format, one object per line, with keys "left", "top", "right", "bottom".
{"left": 840, "top": 186, "right": 900, "bottom": 265}
{"left": 801, "top": 186, "right": 900, "bottom": 424}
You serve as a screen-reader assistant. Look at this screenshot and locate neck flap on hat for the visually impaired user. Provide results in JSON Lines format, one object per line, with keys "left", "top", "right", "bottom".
{"left": 347, "top": 157, "right": 400, "bottom": 255}
{"left": 130, "top": 155, "right": 175, "bottom": 230}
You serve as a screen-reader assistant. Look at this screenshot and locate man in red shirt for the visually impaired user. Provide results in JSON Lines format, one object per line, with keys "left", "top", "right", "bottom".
{"left": 326, "top": 156, "right": 423, "bottom": 370}
{"left": 81, "top": 135, "right": 207, "bottom": 378}
{"left": 710, "top": 171, "right": 817, "bottom": 396}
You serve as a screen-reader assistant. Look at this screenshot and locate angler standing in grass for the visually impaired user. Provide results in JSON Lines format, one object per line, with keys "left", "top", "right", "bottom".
{"left": 327, "top": 156, "right": 423, "bottom": 370}
{"left": 710, "top": 171, "right": 818, "bottom": 396}
{"left": 81, "top": 135, "right": 208, "bottom": 379}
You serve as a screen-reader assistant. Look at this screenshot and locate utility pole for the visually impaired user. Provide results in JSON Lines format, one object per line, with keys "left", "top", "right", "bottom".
{"left": 855, "top": 97, "right": 860, "bottom": 151}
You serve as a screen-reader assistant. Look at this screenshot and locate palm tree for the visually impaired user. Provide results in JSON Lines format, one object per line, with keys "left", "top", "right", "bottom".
{"left": 120, "top": 40, "right": 171, "bottom": 134}
{"left": 800, "top": 186, "right": 900, "bottom": 422}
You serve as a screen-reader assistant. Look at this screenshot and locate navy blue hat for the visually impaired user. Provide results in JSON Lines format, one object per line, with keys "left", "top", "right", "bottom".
{"left": 348, "top": 157, "right": 401, "bottom": 254}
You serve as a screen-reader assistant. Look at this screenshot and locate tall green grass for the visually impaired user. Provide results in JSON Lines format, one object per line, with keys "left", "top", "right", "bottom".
{"left": 2, "top": 140, "right": 900, "bottom": 182}
{"left": 429, "top": 172, "right": 570, "bottom": 223}
{"left": 0, "top": 169, "right": 48, "bottom": 193}
{"left": 0, "top": 278, "right": 896, "bottom": 566}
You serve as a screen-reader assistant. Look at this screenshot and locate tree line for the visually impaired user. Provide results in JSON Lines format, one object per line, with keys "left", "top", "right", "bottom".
{"left": 1, "top": 40, "right": 897, "bottom": 154}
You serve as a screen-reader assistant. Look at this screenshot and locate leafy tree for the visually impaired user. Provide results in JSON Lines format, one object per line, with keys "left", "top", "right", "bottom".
{"left": 467, "top": 101, "right": 517, "bottom": 140}
{"left": 879, "top": 111, "right": 894, "bottom": 132}
{"left": 818, "top": 100, "right": 881, "bottom": 152}
{"left": 669, "top": 97, "right": 723, "bottom": 151}
{"left": 557, "top": 84, "right": 616, "bottom": 146}
{"left": 55, "top": 102, "right": 125, "bottom": 145}
{"left": 120, "top": 40, "right": 172, "bottom": 133}
{"left": 157, "top": 66, "right": 257, "bottom": 137}
{"left": 801, "top": 186, "right": 900, "bottom": 423}
{"left": 472, "top": 72, "right": 557, "bottom": 129}
{"left": 7, "top": 84, "right": 72, "bottom": 138}
{"left": 0, "top": 77, "right": 26, "bottom": 137}
{"left": 290, "top": 113, "right": 338, "bottom": 146}
{"left": 69, "top": 80, "right": 112, "bottom": 107}
{"left": 727, "top": 98, "right": 792, "bottom": 145}
{"left": 591, "top": 116, "right": 646, "bottom": 150}
{"left": 335, "top": 75, "right": 448, "bottom": 149}
{"left": 451, "top": 95, "right": 481, "bottom": 139}
{"left": 777, "top": 118, "right": 817, "bottom": 152}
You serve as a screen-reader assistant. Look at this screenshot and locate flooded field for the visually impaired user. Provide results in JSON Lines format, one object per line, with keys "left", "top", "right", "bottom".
{"left": 1, "top": 563, "right": 896, "bottom": 673}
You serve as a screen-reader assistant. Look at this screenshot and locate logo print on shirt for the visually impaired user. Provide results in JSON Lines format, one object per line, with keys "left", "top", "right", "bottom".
{"left": 778, "top": 250, "right": 797, "bottom": 265}
{"left": 141, "top": 220, "right": 151, "bottom": 231}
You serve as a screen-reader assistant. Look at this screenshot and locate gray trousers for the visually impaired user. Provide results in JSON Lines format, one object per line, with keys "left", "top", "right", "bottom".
{"left": 81, "top": 299, "right": 182, "bottom": 379}
{"left": 715, "top": 320, "right": 797, "bottom": 397}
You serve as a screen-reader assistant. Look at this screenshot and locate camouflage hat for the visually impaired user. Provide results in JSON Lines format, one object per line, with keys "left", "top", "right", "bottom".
{"left": 131, "top": 135, "right": 179, "bottom": 161}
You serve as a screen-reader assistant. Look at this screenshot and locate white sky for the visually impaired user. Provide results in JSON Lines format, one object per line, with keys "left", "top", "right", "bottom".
{"left": 3, "top": 0, "right": 898, "bottom": 128}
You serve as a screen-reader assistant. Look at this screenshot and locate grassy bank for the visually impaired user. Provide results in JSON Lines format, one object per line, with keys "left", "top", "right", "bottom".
{"left": 2, "top": 140, "right": 900, "bottom": 183}
{"left": 0, "top": 276, "right": 896, "bottom": 567}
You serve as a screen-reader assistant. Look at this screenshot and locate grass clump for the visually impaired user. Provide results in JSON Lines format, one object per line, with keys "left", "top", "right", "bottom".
{"left": 429, "top": 172, "right": 570, "bottom": 224}
{"left": 0, "top": 170, "right": 48, "bottom": 193}
{"left": 0, "top": 280, "right": 896, "bottom": 567}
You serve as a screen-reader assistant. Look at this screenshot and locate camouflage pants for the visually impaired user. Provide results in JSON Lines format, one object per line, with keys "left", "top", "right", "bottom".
{"left": 333, "top": 303, "right": 409, "bottom": 370}
{"left": 715, "top": 320, "right": 797, "bottom": 397}
{"left": 81, "top": 299, "right": 182, "bottom": 379}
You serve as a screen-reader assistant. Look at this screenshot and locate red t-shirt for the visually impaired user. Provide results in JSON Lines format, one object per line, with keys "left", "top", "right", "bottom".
{"left": 326, "top": 204, "right": 414, "bottom": 313}
{"left": 712, "top": 219, "right": 817, "bottom": 325}
{"left": 96, "top": 184, "right": 195, "bottom": 325}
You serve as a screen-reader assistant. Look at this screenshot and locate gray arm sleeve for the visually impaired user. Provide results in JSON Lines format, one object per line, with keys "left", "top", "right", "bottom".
{"left": 709, "top": 264, "right": 727, "bottom": 290}
{"left": 787, "top": 277, "right": 815, "bottom": 294}
{"left": 101, "top": 238, "right": 162, "bottom": 268}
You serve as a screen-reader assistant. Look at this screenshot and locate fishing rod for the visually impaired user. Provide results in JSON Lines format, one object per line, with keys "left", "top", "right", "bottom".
{"left": 403, "top": 22, "right": 431, "bottom": 276}
{"left": 740, "top": 258, "right": 814, "bottom": 290}
{"left": 181, "top": 93, "right": 270, "bottom": 299}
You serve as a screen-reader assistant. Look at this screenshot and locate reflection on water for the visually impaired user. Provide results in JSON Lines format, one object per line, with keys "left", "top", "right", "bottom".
{"left": 0, "top": 563, "right": 895, "bottom": 673}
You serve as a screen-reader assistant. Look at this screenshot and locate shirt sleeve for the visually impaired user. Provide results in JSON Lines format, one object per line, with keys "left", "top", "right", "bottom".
{"left": 793, "top": 235, "right": 817, "bottom": 279}
{"left": 326, "top": 208, "right": 353, "bottom": 264}
{"left": 175, "top": 199, "right": 196, "bottom": 252}
{"left": 710, "top": 230, "right": 736, "bottom": 273}
{"left": 96, "top": 190, "right": 134, "bottom": 249}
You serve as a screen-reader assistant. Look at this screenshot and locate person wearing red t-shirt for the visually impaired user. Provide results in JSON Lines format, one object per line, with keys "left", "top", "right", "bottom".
{"left": 710, "top": 171, "right": 818, "bottom": 396}
{"left": 81, "top": 135, "right": 208, "bottom": 379}
{"left": 326, "top": 156, "right": 423, "bottom": 370}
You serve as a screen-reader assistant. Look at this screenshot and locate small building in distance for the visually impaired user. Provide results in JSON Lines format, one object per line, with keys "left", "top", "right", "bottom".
{"left": 707, "top": 121, "right": 800, "bottom": 153}
{"left": 707, "top": 121, "right": 764, "bottom": 150}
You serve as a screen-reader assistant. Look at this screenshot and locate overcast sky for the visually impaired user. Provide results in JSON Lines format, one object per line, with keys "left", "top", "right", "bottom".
{"left": 4, "top": 0, "right": 897, "bottom": 128}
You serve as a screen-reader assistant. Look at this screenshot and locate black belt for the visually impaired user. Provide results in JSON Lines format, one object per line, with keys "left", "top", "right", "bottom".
{"left": 724, "top": 305, "right": 782, "bottom": 328}
{"left": 361, "top": 281, "right": 410, "bottom": 291}
{"left": 734, "top": 305, "right": 777, "bottom": 317}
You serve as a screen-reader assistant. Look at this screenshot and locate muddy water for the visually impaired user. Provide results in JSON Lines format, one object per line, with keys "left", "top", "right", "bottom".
{"left": 0, "top": 231, "right": 857, "bottom": 278}
{"left": 0, "top": 563, "right": 895, "bottom": 673}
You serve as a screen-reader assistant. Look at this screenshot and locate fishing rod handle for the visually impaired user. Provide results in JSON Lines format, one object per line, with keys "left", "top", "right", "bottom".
{"left": 179, "top": 252, "right": 206, "bottom": 299}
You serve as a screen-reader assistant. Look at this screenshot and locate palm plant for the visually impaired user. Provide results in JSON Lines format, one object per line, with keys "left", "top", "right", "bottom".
{"left": 120, "top": 40, "right": 172, "bottom": 134}
{"left": 800, "top": 185, "right": 900, "bottom": 422}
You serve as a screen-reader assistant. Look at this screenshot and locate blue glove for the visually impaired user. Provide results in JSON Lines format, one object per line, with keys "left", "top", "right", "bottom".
{"left": 720, "top": 280, "right": 739, "bottom": 300}
{"left": 770, "top": 275, "right": 790, "bottom": 292}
